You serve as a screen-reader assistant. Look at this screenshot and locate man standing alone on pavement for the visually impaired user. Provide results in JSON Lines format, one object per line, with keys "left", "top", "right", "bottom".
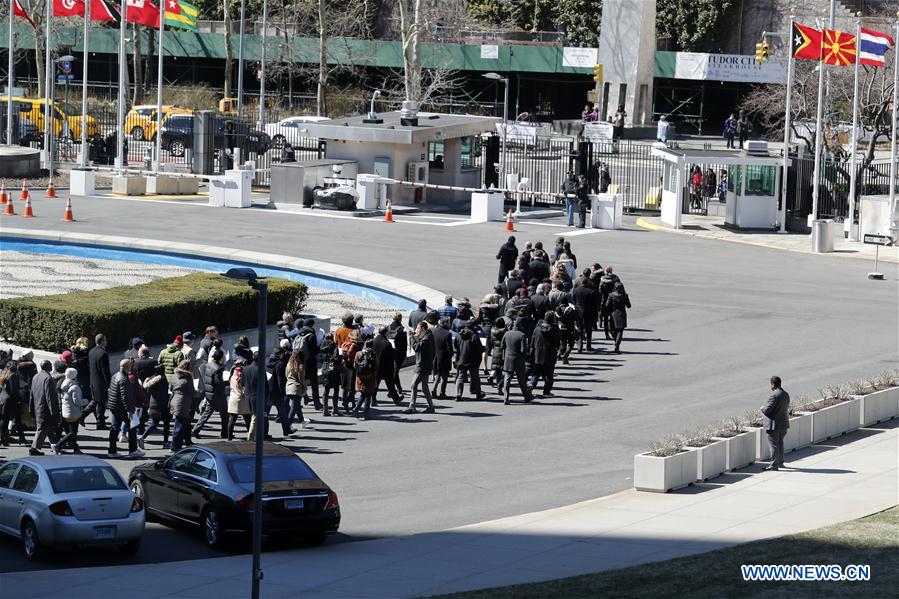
{"left": 762, "top": 376, "right": 790, "bottom": 471}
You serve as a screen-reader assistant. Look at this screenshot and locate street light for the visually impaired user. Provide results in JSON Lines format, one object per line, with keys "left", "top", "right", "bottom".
{"left": 483, "top": 72, "right": 509, "bottom": 192}
{"left": 221, "top": 267, "right": 267, "bottom": 599}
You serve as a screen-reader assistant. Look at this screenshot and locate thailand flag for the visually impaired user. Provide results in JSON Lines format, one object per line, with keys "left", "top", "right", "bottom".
{"left": 859, "top": 27, "right": 894, "bottom": 67}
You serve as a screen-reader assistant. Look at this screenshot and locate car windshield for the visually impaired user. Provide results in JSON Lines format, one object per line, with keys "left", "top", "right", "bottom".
{"left": 47, "top": 466, "right": 126, "bottom": 493}
{"left": 227, "top": 456, "right": 317, "bottom": 483}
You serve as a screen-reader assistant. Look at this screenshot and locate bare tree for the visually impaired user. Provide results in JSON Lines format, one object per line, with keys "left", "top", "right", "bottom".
{"left": 224, "top": 0, "right": 234, "bottom": 98}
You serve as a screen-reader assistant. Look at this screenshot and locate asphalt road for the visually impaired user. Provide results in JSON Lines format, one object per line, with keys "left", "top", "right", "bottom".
{"left": 1, "top": 192, "right": 896, "bottom": 571}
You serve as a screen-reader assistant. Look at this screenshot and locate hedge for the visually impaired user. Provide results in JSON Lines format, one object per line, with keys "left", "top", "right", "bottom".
{"left": 0, "top": 273, "right": 307, "bottom": 353}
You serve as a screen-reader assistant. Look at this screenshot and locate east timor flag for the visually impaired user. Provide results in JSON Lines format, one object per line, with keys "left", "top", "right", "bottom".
{"left": 822, "top": 29, "right": 857, "bottom": 66}
{"left": 792, "top": 22, "right": 822, "bottom": 60}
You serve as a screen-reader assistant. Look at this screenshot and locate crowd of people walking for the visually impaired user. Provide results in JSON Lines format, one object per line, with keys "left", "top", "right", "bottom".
{"left": 0, "top": 236, "right": 631, "bottom": 457}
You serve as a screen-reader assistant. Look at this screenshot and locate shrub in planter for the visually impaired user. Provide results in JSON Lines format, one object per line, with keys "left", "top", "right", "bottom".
{"left": 711, "top": 417, "right": 755, "bottom": 471}
{"left": 680, "top": 425, "right": 726, "bottom": 482}
{"left": 634, "top": 435, "right": 695, "bottom": 492}
{"left": 0, "top": 274, "right": 307, "bottom": 353}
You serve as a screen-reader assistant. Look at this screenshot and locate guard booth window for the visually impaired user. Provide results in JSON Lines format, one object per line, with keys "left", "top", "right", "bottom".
{"left": 745, "top": 165, "right": 776, "bottom": 196}
{"left": 428, "top": 140, "right": 445, "bottom": 169}
{"left": 664, "top": 161, "right": 678, "bottom": 193}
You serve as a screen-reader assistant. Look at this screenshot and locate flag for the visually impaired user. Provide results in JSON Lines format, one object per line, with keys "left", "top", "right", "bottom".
{"left": 92, "top": 0, "right": 119, "bottom": 21}
{"left": 164, "top": 0, "right": 199, "bottom": 31}
{"left": 126, "top": 0, "right": 161, "bottom": 27}
{"left": 822, "top": 29, "right": 857, "bottom": 66}
{"left": 13, "top": 0, "right": 35, "bottom": 27}
{"left": 53, "top": 0, "right": 85, "bottom": 17}
{"left": 792, "top": 22, "right": 822, "bottom": 60}
{"left": 859, "top": 27, "right": 895, "bottom": 67}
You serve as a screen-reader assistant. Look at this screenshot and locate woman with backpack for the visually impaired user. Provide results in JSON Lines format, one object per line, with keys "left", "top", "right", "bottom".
{"left": 57, "top": 368, "right": 88, "bottom": 454}
{"left": 139, "top": 363, "right": 172, "bottom": 449}
{"left": 285, "top": 350, "right": 310, "bottom": 427}
{"left": 318, "top": 334, "right": 343, "bottom": 416}
{"left": 353, "top": 340, "right": 379, "bottom": 421}
{"left": 339, "top": 329, "right": 362, "bottom": 413}
{"left": 226, "top": 359, "right": 251, "bottom": 440}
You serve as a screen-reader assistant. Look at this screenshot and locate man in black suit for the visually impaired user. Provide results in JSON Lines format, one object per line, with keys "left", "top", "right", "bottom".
{"left": 373, "top": 326, "right": 401, "bottom": 405}
{"left": 501, "top": 321, "right": 534, "bottom": 404}
{"left": 571, "top": 280, "right": 599, "bottom": 352}
{"left": 404, "top": 323, "right": 436, "bottom": 414}
{"left": 762, "top": 376, "right": 790, "bottom": 471}
{"left": 243, "top": 352, "right": 270, "bottom": 440}
{"left": 496, "top": 235, "right": 518, "bottom": 284}
{"left": 82, "top": 333, "right": 111, "bottom": 430}
{"left": 430, "top": 318, "right": 454, "bottom": 399}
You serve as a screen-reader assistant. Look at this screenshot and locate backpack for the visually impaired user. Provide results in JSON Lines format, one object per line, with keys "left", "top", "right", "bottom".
{"left": 340, "top": 339, "right": 358, "bottom": 365}
{"left": 293, "top": 332, "right": 312, "bottom": 356}
{"left": 356, "top": 350, "right": 374, "bottom": 377}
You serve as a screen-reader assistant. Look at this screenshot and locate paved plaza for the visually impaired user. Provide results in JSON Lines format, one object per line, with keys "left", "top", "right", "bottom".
{"left": 1, "top": 190, "right": 897, "bottom": 592}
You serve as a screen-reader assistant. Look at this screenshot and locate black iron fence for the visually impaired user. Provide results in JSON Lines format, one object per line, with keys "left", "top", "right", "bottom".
{"left": 787, "top": 154, "right": 893, "bottom": 222}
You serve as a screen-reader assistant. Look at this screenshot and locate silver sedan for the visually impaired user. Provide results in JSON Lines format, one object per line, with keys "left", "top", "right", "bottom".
{"left": 0, "top": 455, "right": 145, "bottom": 559}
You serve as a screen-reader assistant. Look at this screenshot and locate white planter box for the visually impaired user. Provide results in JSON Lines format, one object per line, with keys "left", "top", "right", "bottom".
{"left": 783, "top": 413, "right": 812, "bottom": 452}
{"left": 713, "top": 431, "right": 756, "bottom": 471}
{"left": 634, "top": 449, "right": 695, "bottom": 493}
{"left": 685, "top": 442, "right": 727, "bottom": 482}
{"left": 810, "top": 399, "right": 861, "bottom": 442}
{"left": 747, "top": 426, "right": 773, "bottom": 461}
{"left": 857, "top": 387, "right": 899, "bottom": 426}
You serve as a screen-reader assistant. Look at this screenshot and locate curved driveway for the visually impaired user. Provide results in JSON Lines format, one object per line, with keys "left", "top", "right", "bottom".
{"left": 2, "top": 195, "right": 896, "bottom": 544}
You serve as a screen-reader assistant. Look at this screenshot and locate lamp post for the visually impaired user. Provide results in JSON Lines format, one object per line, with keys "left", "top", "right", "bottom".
{"left": 237, "top": 0, "right": 246, "bottom": 120}
{"left": 221, "top": 267, "right": 267, "bottom": 599}
{"left": 483, "top": 72, "right": 508, "bottom": 192}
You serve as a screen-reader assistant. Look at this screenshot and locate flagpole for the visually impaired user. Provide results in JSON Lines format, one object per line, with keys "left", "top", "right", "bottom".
{"left": 257, "top": 0, "right": 267, "bottom": 130}
{"left": 810, "top": 23, "right": 826, "bottom": 228}
{"left": 155, "top": 3, "right": 164, "bottom": 171}
{"left": 43, "top": 0, "right": 52, "bottom": 171}
{"left": 780, "top": 17, "right": 795, "bottom": 234}
{"left": 115, "top": 0, "right": 127, "bottom": 171}
{"left": 79, "top": 0, "right": 90, "bottom": 167}
{"left": 888, "top": 16, "right": 899, "bottom": 231}
{"left": 6, "top": 0, "right": 14, "bottom": 144}
{"left": 236, "top": 0, "right": 245, "bottom": 121}
{"left": 846, "top": 18, "right": 861, "bottom": 241}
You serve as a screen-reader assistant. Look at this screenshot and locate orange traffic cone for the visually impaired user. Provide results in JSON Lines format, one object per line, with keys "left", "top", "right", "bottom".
{"left": 62, "top": 197, "right": 75, "bottom": 222}
{"left": 19, "top": 179, "right": 29, "bottom": 201}
{"left": 504, "top": 209, "right": 515, "bottom": 232}
{"left": 0, "top": 183, "right": 7, "bottom": 205}
{"left": 384, "top": 199, "right": 395, "bottom": 223}
{"left": 22, "top": 196, "right": 34, "bottom": 218}
{"left": 3, "top": 196, "right": 15, "bottom": 215}
{"left": 47, "top": 177, "right": 57, "bottom": 198}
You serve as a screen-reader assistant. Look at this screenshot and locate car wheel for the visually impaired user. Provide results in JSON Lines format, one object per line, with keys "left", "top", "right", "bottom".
{"left": 131, "top": 126, "right": 145, "bottom": 141}
{"left": 130, "top": 480, "right": 154, "bottom": 522}
{"left": 21, "top": 519, "right": 42, "bottom": 560}
{"left": 120, "top": 539, "right": 141, "bottom": 555}
{"left": 170, "top": 139, "right": 186, "bottom": 157}
{"left": 203, "top": 507, "right": 225, "bottom": 549}
{"left": 272, "top": 134, "right": 285, "bottom": 149}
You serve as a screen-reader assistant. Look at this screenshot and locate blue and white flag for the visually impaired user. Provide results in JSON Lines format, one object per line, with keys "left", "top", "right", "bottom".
{"left": 859, "top": 27, "right": 895, "bottom": 67}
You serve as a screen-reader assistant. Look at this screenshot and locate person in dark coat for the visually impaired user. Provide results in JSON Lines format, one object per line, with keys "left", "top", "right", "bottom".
{"left": 139, "top": 363, "right": 171, "bottom": 449}
{"left": 29, "top": 361, "right": 59, "bottom": 455}
{"left": 762, "top": 376, "right": 791, "bottom": 471}
{"left": 407, "top": 299, "right": 431, "bottom": 330}
{"left": 243, "top": 352, "right": 268, "bottom": 440}
{"left": 487, "top": 318, "right": 507, "bottom": 389}
{"left": 71, "top": 337, "right": 92, "bottom": 405}
{"left": 496, "top": 235, "right": 519, "bottom": 284}
{"left": 575, "top": 175, "right": 590, "bottom": 228}
{"left": 555, "top": 302, "right": 578, "bottom": 364}
{"left": 297, "top": 318, "right": 322, "bottom": 410}
{"left": 233, "top": 336, "right": 253, "bottom": 364}
{"left": 404, "top": 322, "right": 436, "bottom": 414}
{"left": 529, "top": 312, "right": 561, "bottom": 397}
{"left": 526, "top": 252, "right": 550, "bottom": 282}
{"left": 84, "top": 333, "right": 111, "bottom": 429}
{"left": 123, "top": 337, "right": 144, "bottom": 360}
{"left": 266, "top": 343, "right": 294, "bottom": 437}
{"left": 318, "top": 335, "right": 343, "bottom": 416}
{"left": 605, "top": 282, "right": 632, "bottom": 354}
{"left": 501, "top": 321, "right": 533, "bottom": 404}
{"left": 0, "top": 362, "right": 23, "bottom": 446}
{"left": 387, "top": 312, "right": 407, "bottom": 396}
{"left": 598, "top": 266, "right": 621, "bottom": 340}
{"left": 572, "top": 279, "right": 599, "bottom": 352}
{"left": 169, "top": 360, "right": 196, "bottom": 451}
{"left": 453, "top": 325, "right": 486, "bottom": 401}
{"left": 193, "top": 349, "right": 227, "bottom": 439}
{"left": 373, "top": 326, "right": 401, "bottom": 405}
{"left": 352, "top": 340, "right": 379, "bottom": 420}
{"left": 107, "top": 358, "right": 140, "bottom": 457}
{"left": 430, "top": 318, "right": 454, "bottom": 399}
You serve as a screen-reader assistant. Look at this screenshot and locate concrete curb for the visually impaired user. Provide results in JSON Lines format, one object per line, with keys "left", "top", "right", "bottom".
{"left": 0, "top": 227, "right": 447, "bottom": 310}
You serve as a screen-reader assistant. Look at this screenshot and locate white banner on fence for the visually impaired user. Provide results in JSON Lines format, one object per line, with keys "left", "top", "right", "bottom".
{"left": 562, "top": 47, "right": 598, "bottom": 68}
{"left": 673, "top": 52, "right": 786, "bottom": 84}
{"left": 480, "top": 44, "right": 499, "bottom": 59}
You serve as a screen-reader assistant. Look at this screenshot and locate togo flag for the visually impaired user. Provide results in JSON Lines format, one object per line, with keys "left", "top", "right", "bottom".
{"left": 165, "top": 0, "right": 199, "bottom": 31}
{"left": 859, "top": 27, "right": 895, "bottom": 68}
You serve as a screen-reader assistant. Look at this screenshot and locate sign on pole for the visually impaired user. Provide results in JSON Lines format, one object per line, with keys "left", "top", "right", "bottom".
{"left": 863, "top": 234, "right": 893, "bottom": 246}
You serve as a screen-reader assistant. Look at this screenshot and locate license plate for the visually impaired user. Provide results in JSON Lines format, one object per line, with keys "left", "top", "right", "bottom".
{"left": 284, "top": 498, "right": 304, "bottom": 510}
{"left": 94, "top": 525, "right": 116, "bottom": 539}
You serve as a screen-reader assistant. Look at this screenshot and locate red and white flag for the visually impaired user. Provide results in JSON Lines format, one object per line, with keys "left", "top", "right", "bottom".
{"left": 125, "top": 0, "right": 161, "bottom": 27}
{"left": 53, "top": 0, "right": 119, "bottom": 21}
{"left": 13, "top": 0, "right": 35, "bottom": 27}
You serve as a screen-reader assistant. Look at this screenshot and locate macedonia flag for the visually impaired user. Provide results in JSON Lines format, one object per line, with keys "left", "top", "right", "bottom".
{"left": 822, "top": 29, "right": 857, "bottom": 66}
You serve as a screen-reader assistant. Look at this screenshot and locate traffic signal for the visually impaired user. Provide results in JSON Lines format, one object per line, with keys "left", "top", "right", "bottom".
{"left": 762, "top": 41, "right": 770, "bottom": 63}
{"left": 755, "top": 42, "right": 765, "bottom": 63}
{"left": 593, "top": 64, "right": 603, "bottom": 83}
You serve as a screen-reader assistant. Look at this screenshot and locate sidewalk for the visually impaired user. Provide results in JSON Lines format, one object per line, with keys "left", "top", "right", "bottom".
{"left": 636, "top": 215, "right": 899, "bottom": 264}
{"left": 2, "top": 421, "right": 895, "bottom": 599}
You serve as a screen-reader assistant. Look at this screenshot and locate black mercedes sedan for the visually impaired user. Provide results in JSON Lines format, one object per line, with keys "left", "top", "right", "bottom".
{"left": 128, "top": 442, "right": 340, "bottom": 549}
